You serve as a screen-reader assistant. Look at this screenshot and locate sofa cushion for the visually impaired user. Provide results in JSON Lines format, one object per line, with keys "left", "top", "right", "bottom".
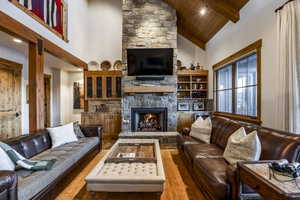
{"left": 5, "top": 130, "right": 51, "bottom": 159}
{"left": 185, "top": 144, "right": 224, "bottom": 160}
{"left": 0, "top": 146, "right": 15, "bottom": 170}
{"left": 177, "top": 135, "right": 203, "bottom": 152}
{"left": 258, "top": 129, "right": 300, "bottom": 162}
{"left": 16, "top": 137, "right": 99, "bottom": 200}
{"left": 223, "top": 128, "right": 261, "bottom": 164}
{"left": 47, "top": 123, "right": 78, "bottom": 148}
{"left": 190, "top": 117, "right": 212, "bottom": 144}
{"left": 211, "top": 117, "right": 242, "bottom": 150}
{"left": 193, "top": 157, "right": 229, "bottom": 200}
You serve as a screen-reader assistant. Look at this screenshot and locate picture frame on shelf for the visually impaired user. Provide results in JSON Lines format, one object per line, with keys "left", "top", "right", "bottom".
{"left": 193, "top": 102, "right": 205, "bottom": 111}
{"left": 178, "top": 102, "right": 190, "bottom": 111}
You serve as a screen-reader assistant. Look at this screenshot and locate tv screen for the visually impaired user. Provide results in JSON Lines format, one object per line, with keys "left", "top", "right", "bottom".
{"left": 127, "top": 48, "right": 173, "bottom": 76}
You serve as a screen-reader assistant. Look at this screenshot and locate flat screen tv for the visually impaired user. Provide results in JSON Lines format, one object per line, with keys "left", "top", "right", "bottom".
{"left": 127, "top": 48, "right": 173, "bottom": 76}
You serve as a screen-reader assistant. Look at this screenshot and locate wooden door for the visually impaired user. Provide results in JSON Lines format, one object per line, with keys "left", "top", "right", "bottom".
{"left": 0, "top": 58, "right": 22, "bottom": 139}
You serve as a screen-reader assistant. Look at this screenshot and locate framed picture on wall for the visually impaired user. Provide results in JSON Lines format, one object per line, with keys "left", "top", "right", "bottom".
{"left": 73, "top": 82, "right": 84, "bottom": 109}
{"left": 193, "top": 102, "right": 205, "bottom": 111}
{"left": 177, "top": 102, "right": 190, "bottom": 111}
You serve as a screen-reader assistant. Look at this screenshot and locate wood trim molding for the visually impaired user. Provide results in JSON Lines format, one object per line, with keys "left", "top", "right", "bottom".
{"left": 9, "top": 0, "right": 68, "bottom": 42}
{"left": 0, "top": 11, "right": 87, "bottom": 69}
{"left": 0, "top": 57, "right": 22, "bottom": 72}
{"left": 213, "top": 39, "right": 262, "bottom": 69}
{"left": 214, "top": 112, "right": 262, "bottom": 124}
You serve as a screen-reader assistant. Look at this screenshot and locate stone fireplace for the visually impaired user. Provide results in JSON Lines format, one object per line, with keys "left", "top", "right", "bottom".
{"left": 131, "top": 108, "right": 168, "bottom": 132}
{"left": 122, "top": 0, "right": 177, "bottom": 132}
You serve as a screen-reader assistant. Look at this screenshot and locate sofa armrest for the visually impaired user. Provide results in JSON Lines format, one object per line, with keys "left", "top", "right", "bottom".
{"left": 80, "top": 125, "right": 103, "bottom": 150}
{"left": 0, "top": 171, "right": 17, "bottom": 200}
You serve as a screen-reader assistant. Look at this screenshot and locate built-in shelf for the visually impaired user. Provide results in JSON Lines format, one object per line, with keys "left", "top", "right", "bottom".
{"left": 123, "top": 85, "right": 176, "bottom": 94}
{"left": 177, "top": 69, "right": 209, "bottom": 100}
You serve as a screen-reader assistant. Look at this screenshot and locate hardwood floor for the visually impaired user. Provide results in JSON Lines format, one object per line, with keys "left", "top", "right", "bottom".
{"left": 55, "top": 149, "right": 207, "bottom": 200}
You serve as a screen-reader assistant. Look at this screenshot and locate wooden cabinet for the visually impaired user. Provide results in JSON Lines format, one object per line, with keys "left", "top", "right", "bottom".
{"left": 177, "top": 69, "right": 209, "bottom": 100}
{"left": 81, "top": 112, "right": 122, "bottom": 139}
{"left": 84, "top": 70, "right": 122, "bottom": 101}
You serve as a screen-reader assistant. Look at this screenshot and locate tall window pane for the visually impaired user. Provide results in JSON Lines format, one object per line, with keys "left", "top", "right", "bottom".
{"left": 236, "top": 54, "right": 257, "bottom": 116}
{"left": 217, "top": 65, "right": 232, "bottom": 90}
{"left": 216, "top": 65, "right": 232, "bottom": 113}
{"left": 236, "top": 54, "right": 257, "bottom": 87}
{"left": 217, "top": 90, "right": 232, "bottom": 113}
{"left": 236, "top": 87, "right": 257, "bottom": 117}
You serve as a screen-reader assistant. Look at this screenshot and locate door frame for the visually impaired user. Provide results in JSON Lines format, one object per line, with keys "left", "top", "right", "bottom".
{"left": 44, "top": 74, "right": 51, "bottom": 128}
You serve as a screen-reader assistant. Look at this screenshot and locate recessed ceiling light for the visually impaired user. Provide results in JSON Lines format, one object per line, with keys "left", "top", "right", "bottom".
{"left": 200, "top": 8, "right": 207, "bottom": 16}
{"left": 13, "top": 38, "right": 22, "bottom": 43}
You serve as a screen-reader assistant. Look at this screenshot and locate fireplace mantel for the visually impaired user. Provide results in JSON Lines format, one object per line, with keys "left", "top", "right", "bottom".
{"left": 123, "top": 85, "right": 176, "bottom": 94}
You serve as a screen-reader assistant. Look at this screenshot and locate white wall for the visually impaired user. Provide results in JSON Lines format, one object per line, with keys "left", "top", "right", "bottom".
{"left": 0, "top": 0, "right": 89, "bottom": 61}
{"left": 59, "top": 71, "right": 83, "bottom": 124}
{"left": 51, "top": 68, "right": 61, "bottom": 126}
{"left": 206, "top": 0, "right": 286, "bottom": 127}
{"left": 86, "top": 0, "right": 123, "bottom": 63}
{"left": 67, "top": 72, "right": 84, "bottom": 123}
{"left": 177, "top": 34, "right": 207, "bottom": 67}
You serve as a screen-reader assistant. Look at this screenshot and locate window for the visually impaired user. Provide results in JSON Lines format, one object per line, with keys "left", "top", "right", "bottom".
{"left": 213, "top": 40, "right": 262, "bottom": 123}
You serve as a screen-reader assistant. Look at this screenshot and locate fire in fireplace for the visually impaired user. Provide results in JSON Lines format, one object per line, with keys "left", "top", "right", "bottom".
{"left": 138, "top": 113, "right": 161, "bottom": 131}
{"left": 131, "top": 108, "right": 167, "bottom": 132}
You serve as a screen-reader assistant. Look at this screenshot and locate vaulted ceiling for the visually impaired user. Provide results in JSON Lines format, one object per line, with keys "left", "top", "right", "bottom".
{"left": 163, "top": 0, "right": 250, "bottom": 50}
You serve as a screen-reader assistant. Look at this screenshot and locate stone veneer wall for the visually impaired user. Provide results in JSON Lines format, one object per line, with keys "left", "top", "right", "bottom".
{"left": 122, "top": 0, "right": 178, "bottom": 132}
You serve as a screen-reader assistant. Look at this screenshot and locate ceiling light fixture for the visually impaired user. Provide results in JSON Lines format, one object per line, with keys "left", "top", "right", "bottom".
{"left": 200, "top": 0, "right": 208, "bottom": 16}
{"left": 13, "top": 38, "right": 22, "bottom": 43}
{"left": 200, "top": 7, "right": 207, "bottom": 16}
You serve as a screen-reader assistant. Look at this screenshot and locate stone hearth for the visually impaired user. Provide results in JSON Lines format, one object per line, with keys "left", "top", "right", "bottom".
{"left": 121, "top": 0, "right": 178, "bottom": 132}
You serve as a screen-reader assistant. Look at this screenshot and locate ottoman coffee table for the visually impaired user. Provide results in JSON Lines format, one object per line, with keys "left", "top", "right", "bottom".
{"left": 85, "top": 139, "right": 165, "bottom": 193}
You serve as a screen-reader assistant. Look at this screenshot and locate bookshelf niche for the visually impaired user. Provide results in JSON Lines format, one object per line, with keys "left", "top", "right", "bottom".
{"left": 177, "top": 69, "right": 208, "bottom": 100}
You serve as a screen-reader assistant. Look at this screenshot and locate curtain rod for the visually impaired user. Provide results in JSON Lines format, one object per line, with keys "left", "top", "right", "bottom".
{"left": 275, "top": 0, "right": 295, "bottom": 12}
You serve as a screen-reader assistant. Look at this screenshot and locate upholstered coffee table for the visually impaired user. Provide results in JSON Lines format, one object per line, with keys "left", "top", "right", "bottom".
{"left": 85, "top": 139, "right": 165, "bottom": 193}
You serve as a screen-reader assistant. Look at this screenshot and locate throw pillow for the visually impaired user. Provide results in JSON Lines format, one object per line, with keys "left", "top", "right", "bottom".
{"left": 223, "top": 127, "right": 261, "bottom": 165}
{"left": 47, "top": 123, "right": 78, "bottom": 148}
{"left": 73, "top": 121, "right": 85, "bottom": 138}
{"left": 190, "top": 117, "right": 212, "bottom": 144}
{"left": 0, "top": 145, "right": 15, "bottom": 171}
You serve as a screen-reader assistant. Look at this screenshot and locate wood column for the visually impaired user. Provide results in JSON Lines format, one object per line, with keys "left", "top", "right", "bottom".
{"left": 29, "top": 40, "right": 45, "bottom": 132}
{"left": 83, "top": 68, "right": 89, "bottom": 112}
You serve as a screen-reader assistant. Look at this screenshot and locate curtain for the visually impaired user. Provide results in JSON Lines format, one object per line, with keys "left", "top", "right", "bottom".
{"left": 275, "top": 0, "right": 300, "bottom": 133}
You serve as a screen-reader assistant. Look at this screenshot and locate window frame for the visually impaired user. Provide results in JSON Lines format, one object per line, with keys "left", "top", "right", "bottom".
{"left": 213, "top": 40, "right": 262, "bottom": 124}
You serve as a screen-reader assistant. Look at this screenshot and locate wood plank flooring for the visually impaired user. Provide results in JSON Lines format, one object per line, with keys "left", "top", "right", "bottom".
{"left": 55, "top": 149, "right": 207, "bottom": 200}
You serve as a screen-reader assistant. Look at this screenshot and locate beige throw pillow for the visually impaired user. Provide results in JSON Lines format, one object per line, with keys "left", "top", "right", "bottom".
{"left": 47, "top": 123, "right": 78, "bottom": 148}
{"left": 223, "top": 127, "right": 261, "bottom": 165}
{"left": 190, "top": 117, "right": 212, "bottom": 144}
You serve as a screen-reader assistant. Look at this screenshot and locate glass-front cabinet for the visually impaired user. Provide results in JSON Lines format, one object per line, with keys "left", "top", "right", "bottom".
{"left": 84, "top": 70, "right": 122, "bottom": 100}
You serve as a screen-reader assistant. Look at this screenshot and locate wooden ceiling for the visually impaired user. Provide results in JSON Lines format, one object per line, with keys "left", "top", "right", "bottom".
{"left": 163, "top": 0, "right": 250, "bottom": 50}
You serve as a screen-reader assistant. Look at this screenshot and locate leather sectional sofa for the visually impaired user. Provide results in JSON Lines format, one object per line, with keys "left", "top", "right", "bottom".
{"left": 177, "top": 116, "right": 300, "bottom": 200}
{"left": 0, "top": 125, "right": 102, "bottom": 200}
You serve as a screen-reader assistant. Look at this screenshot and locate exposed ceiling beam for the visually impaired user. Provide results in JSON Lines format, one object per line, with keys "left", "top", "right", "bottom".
{"left": 178, "top": 26, "right": 206, "bottom": 50}
{"left": 205, "top": 0, "right": 240, "bottom": 23}
{"left": 0, "top": 11, "right": 87, "bottom": 69}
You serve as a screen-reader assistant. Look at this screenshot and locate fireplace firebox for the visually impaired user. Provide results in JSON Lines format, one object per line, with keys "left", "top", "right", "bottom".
{"left": 131, "top": 108, "right": 168, "bottom": 132}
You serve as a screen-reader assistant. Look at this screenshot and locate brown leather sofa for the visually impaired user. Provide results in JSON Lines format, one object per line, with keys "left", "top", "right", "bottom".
{"left": 177, "top": 116, "right": 300, "bottom": 200}
{"left": 0, "top": 125, "right": 102, "bottom": 200}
